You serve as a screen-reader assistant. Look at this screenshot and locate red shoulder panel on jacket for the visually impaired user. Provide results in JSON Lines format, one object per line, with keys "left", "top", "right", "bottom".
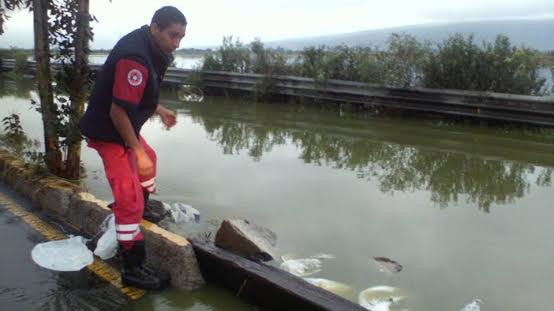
{"left": 113, "top": 59, "right": 149, "bottom": 105}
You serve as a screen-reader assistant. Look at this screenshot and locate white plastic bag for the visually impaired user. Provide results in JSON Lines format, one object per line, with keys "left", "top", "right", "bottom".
{"left": 93, "top": 214, "right": 117, "bottom": 260}
{"left": 168, "top": 202, "right": 200, "bottom": 223}
{"left": 31, "top": 236, "right": 94, "bottom": 271}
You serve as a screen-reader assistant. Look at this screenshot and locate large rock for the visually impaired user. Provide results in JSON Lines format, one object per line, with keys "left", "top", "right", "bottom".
{"left": 215, "top": 219, "right": 277, "bottom": 261}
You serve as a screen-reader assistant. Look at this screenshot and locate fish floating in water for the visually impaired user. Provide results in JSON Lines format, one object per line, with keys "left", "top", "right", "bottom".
{"left": 280, "top": 258, "right": 322, "bottom": 277}
{"left": 461, "top": 299, "right": 482, "bottom": 311}
{"left": 312, "top": 253, "right": 336, "bottom": 260}
{"left": 304, "top": 278, "right": 356, "bottom": 300}
{"left": 373, "top": 257, "right": 403, "bottom": 273}
{"left": 358, "top": 286, "right": 408, "bottom": 311}
{"left": 280, "top": 253, "right": 335, "bottom": 277}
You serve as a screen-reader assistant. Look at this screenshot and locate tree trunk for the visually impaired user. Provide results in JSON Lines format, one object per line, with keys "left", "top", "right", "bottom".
{"left": 64, "top": 0, "right": 90, "bottom": 180}
{"left": 33, "top": 0, "right": 62, "bottom": 175}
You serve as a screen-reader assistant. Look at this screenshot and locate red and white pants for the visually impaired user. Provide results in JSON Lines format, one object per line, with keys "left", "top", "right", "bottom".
{"left": 88, "top": 136, "right": 157, "bottom": 249}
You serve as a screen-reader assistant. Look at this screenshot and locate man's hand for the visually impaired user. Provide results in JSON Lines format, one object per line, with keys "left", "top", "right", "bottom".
{"left": 156, "top": 104, "right": 177, "bottom": 129}
{"left": 133, "top": 146, "right": 154, "bottom": 177}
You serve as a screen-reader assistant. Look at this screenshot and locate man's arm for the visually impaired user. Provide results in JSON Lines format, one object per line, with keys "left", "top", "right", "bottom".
{"left": 110, "top": 102, "right": 153, "bottom": 176}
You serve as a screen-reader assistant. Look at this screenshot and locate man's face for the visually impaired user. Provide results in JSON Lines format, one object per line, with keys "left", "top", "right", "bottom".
{"left": 150, "top": 22, "right": 186, "bottom": 55}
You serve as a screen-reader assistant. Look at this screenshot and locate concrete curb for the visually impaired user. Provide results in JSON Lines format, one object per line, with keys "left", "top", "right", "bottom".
{"left": 0, "top": 149, "right": 205, "bottom": 290}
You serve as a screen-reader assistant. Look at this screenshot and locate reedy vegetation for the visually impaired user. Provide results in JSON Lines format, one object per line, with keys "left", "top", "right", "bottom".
{"left": 201, "top": 33, "right": 551, "bottom": 96}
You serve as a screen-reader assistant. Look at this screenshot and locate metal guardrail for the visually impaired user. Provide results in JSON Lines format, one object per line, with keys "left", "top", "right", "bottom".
{"left": 2, "top": 58, "right": 554, "bottom": 127}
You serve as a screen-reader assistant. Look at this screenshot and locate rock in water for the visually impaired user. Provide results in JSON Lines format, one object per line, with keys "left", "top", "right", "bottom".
{"left": 461, "top": 299, "right": 482, "bottom": 311}
{"left": 304, "top": 278, "right": 356, "bottom": 300}
{"left": 215, "top": 219, "right": 277, "bottom": 261}
{"left": 373, "top": 257, "right": 403, "bottom": 273}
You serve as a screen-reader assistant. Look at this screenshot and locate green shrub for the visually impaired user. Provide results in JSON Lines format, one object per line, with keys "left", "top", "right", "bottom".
{"left": 202, "top": 36, "right": 251, "bottom": 73}
{"left": 291, "top": 46, "right": 326, "bottom": 81}
{"left": 422, "top": 34, "right": 546, "bottom": 95}
{"left": 203, "top": 34, "right": 547, "bottom": 95}
{"left": 377, "top": 33, "right": 430, "bottom": 87}
{"left": 250, "top": 39, "right": 288, "bottom": 75}
{"left": 290, "top": 34, "right": 429, "bottom": 87}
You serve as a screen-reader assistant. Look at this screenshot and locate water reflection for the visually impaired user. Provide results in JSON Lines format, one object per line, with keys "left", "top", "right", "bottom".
{"left": 2, "top": 79, "right": 553, "bottom": 211}
{"left": 0, "top": 77, "right": 35, "bottom": 99}
{"left": 37, "top": 272, "right": 126, "bottom": 311}
{"left": 125, "top": 286, "right": 255, "bottom": 311}
{"left": 169, "top": 97, "right": 554, "bottom": 212}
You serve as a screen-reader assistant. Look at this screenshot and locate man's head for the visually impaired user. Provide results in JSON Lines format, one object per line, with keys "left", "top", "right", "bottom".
{"left": 150, "top": 6, "right": 187, "bottom": 55}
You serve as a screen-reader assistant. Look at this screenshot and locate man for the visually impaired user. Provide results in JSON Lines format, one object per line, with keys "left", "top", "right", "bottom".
{"left": 80, "top": 6, "right": 186, "bottom": 290}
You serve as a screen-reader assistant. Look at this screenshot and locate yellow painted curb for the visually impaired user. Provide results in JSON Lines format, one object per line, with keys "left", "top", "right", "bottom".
{"left": 0, "top": 191, "right": 146, "bottom": 300}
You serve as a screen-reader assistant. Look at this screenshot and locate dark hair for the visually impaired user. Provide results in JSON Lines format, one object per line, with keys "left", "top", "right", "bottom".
{"left": 151, "top": 6, "right": 187, "bottom": 30}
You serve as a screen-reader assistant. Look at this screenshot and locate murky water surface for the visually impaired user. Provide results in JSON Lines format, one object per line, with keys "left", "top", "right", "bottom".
{"left": 1, "top": 78, "right": 554, "bottom": 310}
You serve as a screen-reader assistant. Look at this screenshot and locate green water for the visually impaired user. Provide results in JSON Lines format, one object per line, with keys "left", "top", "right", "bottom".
{"left": 1, "top": 78, "right": 554, "bottom": 310}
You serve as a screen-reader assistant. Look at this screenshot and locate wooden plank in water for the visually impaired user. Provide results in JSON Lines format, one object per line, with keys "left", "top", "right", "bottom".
{"left": 190, "top": 239, "right": 366, "bottom": 311}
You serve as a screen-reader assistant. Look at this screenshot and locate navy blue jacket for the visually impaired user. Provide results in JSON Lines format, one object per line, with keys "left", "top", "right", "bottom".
{"left": 80, "top": 25, "right": 171, "bottom": 145}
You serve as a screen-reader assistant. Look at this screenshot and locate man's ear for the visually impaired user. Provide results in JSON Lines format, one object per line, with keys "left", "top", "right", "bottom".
{"left": 150, "top": 22, "right": 160, "bottom": 34}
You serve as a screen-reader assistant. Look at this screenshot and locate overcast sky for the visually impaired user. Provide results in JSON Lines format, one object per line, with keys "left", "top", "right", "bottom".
{"left": 0, "top": 0, "right": 553, "bottom": 49}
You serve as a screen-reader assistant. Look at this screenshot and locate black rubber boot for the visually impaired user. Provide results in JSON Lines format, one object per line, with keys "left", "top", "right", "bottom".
{"left": 107, "top": 192, "right": 168, "bottom": 224}
{"left": 142, "top": 191, "right": 168, "bottom": 223}
{"left": 120, "top": 241, "right": 162, "bottom": 290}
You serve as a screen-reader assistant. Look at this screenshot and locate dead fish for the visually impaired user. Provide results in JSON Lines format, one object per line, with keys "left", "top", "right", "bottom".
{"left": 461, "top": 299, "right": 482, "bottom": 311}
{"left": 373, "top": 257, "right": 403, "bottom": 273}
{"left": 280, "top": 258, "right": 322, "bottom": 277}
{"left": 358, "top": 286, "right": 407, "bottom": 311}
{"left": 312, "top": 253, "right": 336, "bottom": 260}
{"left": 304, "top": 278, "right": 356, "bottom": 300}
{"left": 280, "top": 253, "right": 335, "bottom": 277}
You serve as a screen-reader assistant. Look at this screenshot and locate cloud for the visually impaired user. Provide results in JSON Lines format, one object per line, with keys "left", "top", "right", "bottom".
{"left": 0, "top": 0, "right": 552, "bottom": 49}
{"left": 422, "top": 0, "right": 554, "bottom": 21}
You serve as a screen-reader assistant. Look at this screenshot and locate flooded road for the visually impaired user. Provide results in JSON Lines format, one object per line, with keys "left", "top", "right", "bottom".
{"left": 0, "top": 182, "right": 253, "bottom": 310}
{"left": 0, "top": 182, "right": 127, "bottom": 310}
{"left": 2, "top": 77, "right": 554, "bottom": 310}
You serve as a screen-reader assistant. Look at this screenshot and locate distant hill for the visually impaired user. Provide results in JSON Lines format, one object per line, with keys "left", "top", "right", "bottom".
{"left": 266, "top": 19, "right": 554, "bottom": 51}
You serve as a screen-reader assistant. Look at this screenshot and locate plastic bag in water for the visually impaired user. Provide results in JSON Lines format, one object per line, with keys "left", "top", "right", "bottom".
{"left": 177, "top": 84, "right": 204, "bottom": 102}
{"left": 31, "top": 236, "right": 94, "bottom": 271}
{"left": 167, "top": 203, "right": 200, "bottom": 223}
{"left": 94, "top": 214, "right": 117, "bottom": 260}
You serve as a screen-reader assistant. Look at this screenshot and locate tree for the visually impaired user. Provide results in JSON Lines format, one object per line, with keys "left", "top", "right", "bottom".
{"left": 48, "top": 0, "right": 92, "bottom": 179}
{"left": 1, "top": 0, "right": 93, "bottom": 179}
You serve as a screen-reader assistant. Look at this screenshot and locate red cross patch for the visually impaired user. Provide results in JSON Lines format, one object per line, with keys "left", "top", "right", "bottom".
{"left": 113, "top": 59, "right": 149, "bottom": 105}
{"left": 127, "top": 69, "right": 143, "bottom": 86}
